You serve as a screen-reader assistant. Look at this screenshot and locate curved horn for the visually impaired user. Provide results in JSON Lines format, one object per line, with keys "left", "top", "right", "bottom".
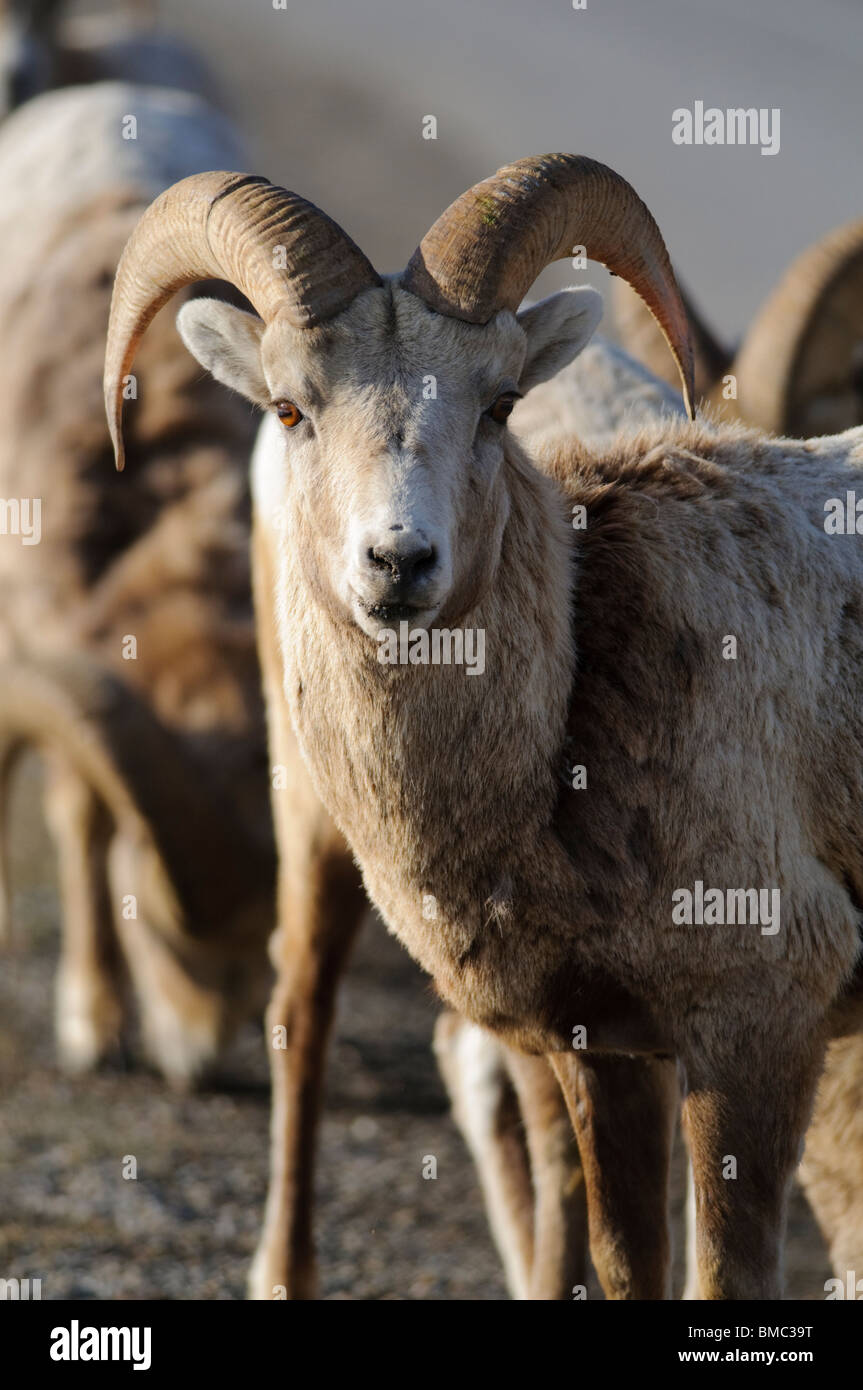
{"left": 732, "top": 218, "right": 863, "bottom": 436}
{"left": 403, "top": 153, "right": 695, "bottom": 419}
{"left": 611, "top": 276, "right": 732, "bottom": 403}
{"left": 104, "top": 170, "right": 381, "bottom": 469}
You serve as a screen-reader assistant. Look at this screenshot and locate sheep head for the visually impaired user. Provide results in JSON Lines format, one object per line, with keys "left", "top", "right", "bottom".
{"left": 105, "top": 156, "right": 694, "bottom": 637}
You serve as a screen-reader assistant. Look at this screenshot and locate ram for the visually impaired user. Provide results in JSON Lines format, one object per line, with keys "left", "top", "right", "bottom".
{"left": 0, "top": 76, "right": 582, "bottom": 1302}
{"left": 106, "top": 154, "right": 863, "bottom": 1299}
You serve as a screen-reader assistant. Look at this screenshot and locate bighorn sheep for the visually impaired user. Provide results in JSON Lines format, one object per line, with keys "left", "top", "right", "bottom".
{"left": 106, "top": 153, "right": 863, "bottom": 1299}
{"left": 0, "top": 81, "right": 276, "bottom": 1083}
{"left": 0, "top": 78, "right": 583, "bottom": 1300}
{"left": 613, "top": 216, "right": 863, "bottom": 435}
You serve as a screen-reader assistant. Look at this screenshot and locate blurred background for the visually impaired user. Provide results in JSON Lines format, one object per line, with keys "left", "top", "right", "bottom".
{"left": 1, "top": 0, "right": 859, "bottom": 1299}
{"left": 168, "top": 0, "right": 863, "bottom": 337}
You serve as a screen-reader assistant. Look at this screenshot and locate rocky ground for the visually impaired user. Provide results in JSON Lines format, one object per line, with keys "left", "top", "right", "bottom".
{"left": 0, "top": 756, "right": 832, "bottom": 1300}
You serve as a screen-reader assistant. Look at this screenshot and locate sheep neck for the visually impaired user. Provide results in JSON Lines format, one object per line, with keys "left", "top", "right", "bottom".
{"left": 279, "top": 444, "right": 572, "bottom": 989}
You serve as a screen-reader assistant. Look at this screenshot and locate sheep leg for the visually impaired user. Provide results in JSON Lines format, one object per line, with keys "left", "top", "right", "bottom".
{"left": 249, "top": 519, "right": 368, "bottom": 1299}
{"left": 42, "top": 751, "right": 124, "bottom": 1071}
{"left": 108, "top": 854, "right": 230, "bottom": 1089}
{"left": 551, "top": 1051, "right": 677, "bottom": 1300}
{"left": 681, "top": 1159, "right": 701, "bottom": 1299}
{"left": 505, "top": 1049, "right": 588, "bottom": 1299}
{"left": 681, "top": 1030, "right": 825, "bottom": 1299}
{"left": 433, "top": 1014, "right": 536, "bottom": 1299}
{"left": 798, "top": 1032, "right": 863, "bottom": 1284}
{"left": 248, "top": 771, "right": 366, "bottom": 1300}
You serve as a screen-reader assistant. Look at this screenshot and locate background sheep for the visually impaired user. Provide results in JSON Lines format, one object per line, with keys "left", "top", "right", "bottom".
{"left": 612, "top": 218, "right": 863, "bottom": 436}
{"left": 0, "top": 81, "right": 275, "bottom": 1082}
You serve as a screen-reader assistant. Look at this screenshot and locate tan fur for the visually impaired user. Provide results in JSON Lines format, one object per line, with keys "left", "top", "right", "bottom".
{"left": 0, "top": 83, "right": 570, "bottom": 1302}
{"left": 245, "top": 281, "right": 863, "bottom": 1298}
{"left": 108, "top": 151, "right": 863, "bottom": 1297}
{"left": 0, "top": 87, "right": 273, "bottom": 1082}
{"left": 615, "top": 256, "right": 863, "bottom": 1293}
{"left": 799, "top": 1033, "right": 863, "bottom": 1277}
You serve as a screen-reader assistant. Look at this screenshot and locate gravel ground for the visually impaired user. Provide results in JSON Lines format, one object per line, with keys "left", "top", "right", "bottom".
{"left": 0, "top": 757, "right": 833, "bottom": 1300}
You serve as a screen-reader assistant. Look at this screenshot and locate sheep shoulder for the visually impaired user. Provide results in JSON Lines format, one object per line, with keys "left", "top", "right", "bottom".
{"left": 542, "top": 418, "right": 863, "bottom": 1014}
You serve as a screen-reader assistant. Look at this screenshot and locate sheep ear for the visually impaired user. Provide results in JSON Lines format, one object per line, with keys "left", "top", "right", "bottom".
{"left": 516, "top": 287, "right": 603, "bottom": 392}
{"left": 176, "top": 299, "right": 268, "bottom": 406}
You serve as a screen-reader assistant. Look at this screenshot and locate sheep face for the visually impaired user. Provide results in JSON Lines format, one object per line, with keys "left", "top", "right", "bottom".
{"left": 177, "top": 281, "right": 601, "bottom": 639}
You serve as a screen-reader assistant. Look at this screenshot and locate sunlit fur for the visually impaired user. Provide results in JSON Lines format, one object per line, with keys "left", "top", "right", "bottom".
{"left": 184, "top": 272, "right": 863, "bottom": 1298}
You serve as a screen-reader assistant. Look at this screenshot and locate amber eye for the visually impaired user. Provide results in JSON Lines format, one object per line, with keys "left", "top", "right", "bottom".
{"left": 485, "top": 391, "right": 519, "bottom": 425}
{"left": 275, "top": 400, "right": 304, "bottom": 428}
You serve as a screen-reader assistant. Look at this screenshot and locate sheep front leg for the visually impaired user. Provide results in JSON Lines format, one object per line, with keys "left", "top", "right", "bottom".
{"left": 248, "top": 778, "right": 366, "bottom": 1300}
{"left": 42, "top": 752, "right": 124, "bottom": 1071}
{"left": 551, "top": 1051, "right": 677, "bottom": 1300}
{"left": 681, "top": 1027, "right": 826, "bottom": 1300}
{"left": 249, "top": 523, "right": 368, "bottom": 1300}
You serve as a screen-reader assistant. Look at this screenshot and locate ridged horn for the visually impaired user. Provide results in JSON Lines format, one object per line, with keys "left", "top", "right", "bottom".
{"left": 611, "top": 276, "right": 732, "bottom": 403}
{"left": 732, "top": 217, "right": 863, "bottom": 436}
{"left": 403, "top": 153, "right": 695, "bottom": 419}
{"left": 104, "top": 170, "right": 381, "bottom": 469}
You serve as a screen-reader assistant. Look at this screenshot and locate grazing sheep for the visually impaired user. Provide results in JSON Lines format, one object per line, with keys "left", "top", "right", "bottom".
{"left": 105, "top": 152, "right": 863, "bottom": 1300}
{"left": 612, "top": 217, "right": 863, "bottom": 435}
{"left": 0, "top": 81, "right": 275, "bottom": 1083}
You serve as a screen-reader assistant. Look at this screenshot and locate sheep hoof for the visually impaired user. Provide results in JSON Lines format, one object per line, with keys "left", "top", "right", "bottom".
{"left": 55, "top": 971, "right": 124, "bottom": 1073}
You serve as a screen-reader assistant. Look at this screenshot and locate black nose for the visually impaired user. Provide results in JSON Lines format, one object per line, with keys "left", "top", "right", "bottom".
{"left": 368, "top": 539, "right": 436, "bottom": 588}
